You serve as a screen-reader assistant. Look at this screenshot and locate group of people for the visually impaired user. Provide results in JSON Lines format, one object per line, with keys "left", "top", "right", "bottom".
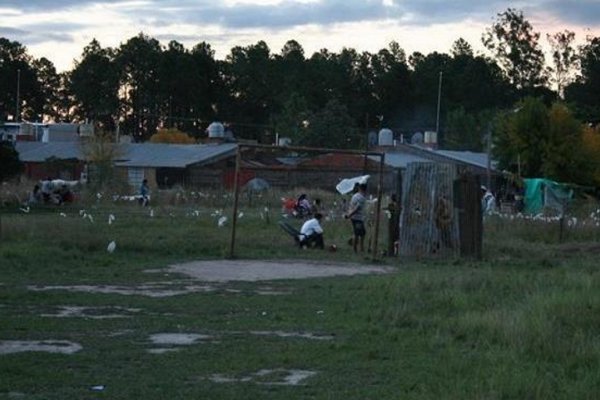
{"left": 296, "top": 183, "right": 370, "bottom": 253}
{"left": 28, "top": 178, "right": 75, "bottom": 205}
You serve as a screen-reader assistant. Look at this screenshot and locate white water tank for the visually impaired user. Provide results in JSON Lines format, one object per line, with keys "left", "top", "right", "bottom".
{"left": 424, "top": 130, "right": 437, "bottom": 144}
{"left": 378, "top": 128, "right": 394, "bottom": 146}
{"left": 278, "top": 137, "right": 292, "bottom": 146}
{"left": 207, "top": 122, "right": 225, "bottom": 138}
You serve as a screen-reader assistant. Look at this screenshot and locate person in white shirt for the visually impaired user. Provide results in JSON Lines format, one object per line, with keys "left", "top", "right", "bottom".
{"left": 299, "top": 213, "right": 324, "bottom": 249}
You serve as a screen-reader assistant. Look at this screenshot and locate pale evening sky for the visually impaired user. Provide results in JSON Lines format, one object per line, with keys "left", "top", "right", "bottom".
{"left": 1, "top": 0, "right": 599, "bottom": 72}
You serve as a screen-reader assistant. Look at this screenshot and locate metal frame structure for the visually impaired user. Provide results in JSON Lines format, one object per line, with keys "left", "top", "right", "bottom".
{"left": 228, "top": 143, "right": 386, "bottom": 261}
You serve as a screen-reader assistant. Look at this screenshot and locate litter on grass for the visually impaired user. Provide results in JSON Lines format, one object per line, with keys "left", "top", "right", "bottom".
{"left": 0, "top": 340, "right": 82, "bottom": 355}
{"left": 209, "top": 369, "right": 317, "bottom": 386}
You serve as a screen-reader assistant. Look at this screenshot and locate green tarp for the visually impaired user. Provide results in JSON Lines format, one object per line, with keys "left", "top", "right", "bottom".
{"left": 523, "top": 178, "right": 573, "bottom": 215}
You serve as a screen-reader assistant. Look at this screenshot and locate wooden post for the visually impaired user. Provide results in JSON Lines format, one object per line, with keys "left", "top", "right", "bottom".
{"left": 371, "top": 153, "right": 385, "bottom": 261}
{"left": 228, "top": 147, "right": 242, "bottom": 259}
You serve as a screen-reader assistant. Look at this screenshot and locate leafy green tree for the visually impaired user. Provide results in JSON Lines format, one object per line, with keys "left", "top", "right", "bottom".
{"left": 443, "top": 107, "right": 488, "bottom": 151}
{"left": 0, "top": 38, "right": 40, "bottom": 122}
{"left": 409, "top": 51, "right": 451, "bottom": 131}
{"left": 542, "top": 102, "right": 586, "bottom": 182}
{"left": 221, "top": 41, "right": 274, "bottom": 141}
{"left": 547, "top": 30, "right": 578, "bottom": 98}
{"left": 0, "top": 141, "right": 23, "bottom": 182}
{"left": 116, "top": 33, "right": 162, "bottom": 141}
{"left": 149, "top": 127, "right": 196, "bottom": 144}
{"left": 450, "top": 38, "right": 474, "bottom": 57}
{"left": 370, "top": 42, "right": 413, "bottom": 127}
{"left": 493, "top": 98, "right": 586, "bottom": 183}
{"left": 32, "top": 57, "right": 62, "bottom": 122}
{"left": 70, "top": 39, "right": 120, "bottom": 130}
{"left": 272, "top": 92, "right": 311, "bottom": 144}
{"left": 565, "top": 35, "right": 600, "bottom": 120}
{"left": 190, "top": 42, "right": 220, "bottom": 133}
{"left": 493, "top": 97, "right": 549, "bottom": 177}
{"left": 299, "top": 98, "right": 359, "bottom": 149}
{"left": 272, "top": 40, "right": 308, "bottom": 109}
{"left": 483, "top": 8, "right": 547, "bottom": 91}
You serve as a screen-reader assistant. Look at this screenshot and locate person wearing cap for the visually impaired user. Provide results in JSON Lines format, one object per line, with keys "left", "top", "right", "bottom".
{"left": 299, "top": 212, "right": 325, "bottom": 249}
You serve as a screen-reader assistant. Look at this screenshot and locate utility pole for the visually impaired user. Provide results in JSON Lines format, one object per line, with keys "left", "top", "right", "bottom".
{"left": 16, "top": 69, "right": 21, "bottom": 122}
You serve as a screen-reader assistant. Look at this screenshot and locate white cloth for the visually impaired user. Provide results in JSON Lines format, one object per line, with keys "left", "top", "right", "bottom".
{"left": 300, "top": 218, "right": 323, "bottom": 238}
{"left": 482, "top": 191, "right": 496, "bottom": 213}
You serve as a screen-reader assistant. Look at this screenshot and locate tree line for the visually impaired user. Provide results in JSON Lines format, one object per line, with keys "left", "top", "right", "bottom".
{"left": 1, "top": 8, "right": 600, "bottom": 186}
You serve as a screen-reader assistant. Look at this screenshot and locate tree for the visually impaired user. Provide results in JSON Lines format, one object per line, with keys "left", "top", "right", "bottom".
{"left": 580, "top": 125, "right": 600, "bottom": 185}
{"left": 221, "top": 41, "right": 274, "bottom": 141}
{"left": 443, "top": 107, "right": 489, "bottom": 151}
{"left": 369, "top": 42, "right": 413, "bottom": 127}
{"left": 116, "top": 33, "right": 163, "bottom": 141}
{"left": 0, "top": 141, "right": 23, "bottom": 182}
{"left": 565, "top": 35, "right": 600, "bottom": 120}
{"left": 272, "top": 93, "right": 311, "bottom": 144}
{"left": 542, "top": 102, "right": 585, "bottom": 182}
{"left": 149, "top": 128, "right": 196, "bottom": 144}
{"left": 80, "top": 130, "right": 124, "bottom": 189}
{"left": 450, "top": 38, "right": 474, "bottom": 57}
{"left": 0, "top": 38, "right": 39, "bottom": 122}
{"left": 299, "top": 98, "right": 359, "bottom": 149}
{"left": 547, "top": 30, "right": 578, "bottom": 98}
{"left": 493, "top": 98, "right": 586, "bottom": 183}
{"left": 409, "top": 51, "right": 451, "bottom": 131}
{"left": 69, "top": 39, "right": 120, "bottom": 130}
{"left": 483, "top": 8, "right": 547, "bottom": 91}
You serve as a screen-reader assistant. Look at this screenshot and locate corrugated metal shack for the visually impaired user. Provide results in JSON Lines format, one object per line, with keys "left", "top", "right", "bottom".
{"left": 398, "top": 162, "right": 460, "bottom": 257}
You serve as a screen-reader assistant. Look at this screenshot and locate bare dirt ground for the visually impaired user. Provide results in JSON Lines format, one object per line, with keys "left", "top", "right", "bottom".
{"left": 166, "top": 259, "right": 395, "bottom": 282}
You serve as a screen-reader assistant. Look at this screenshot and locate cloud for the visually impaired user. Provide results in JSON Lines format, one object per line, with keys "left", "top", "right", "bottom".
{"left": 544, "top": 0, "right": 600, "bottom": 26}
{"left": 0, "top": 26, "right": 74, "bottom": 45}
{"left": 0, "top": 0, "right": 124, "bottom": 11}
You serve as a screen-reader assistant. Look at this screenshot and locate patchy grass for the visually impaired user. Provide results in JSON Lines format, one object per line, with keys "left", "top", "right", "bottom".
{"left": 1, "top": 202, "right": 600, "bottom": 399}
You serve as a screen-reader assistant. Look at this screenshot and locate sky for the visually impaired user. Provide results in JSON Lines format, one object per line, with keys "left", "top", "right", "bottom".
{"left": 1, "top": 0, "right": 599, "bottom": 72}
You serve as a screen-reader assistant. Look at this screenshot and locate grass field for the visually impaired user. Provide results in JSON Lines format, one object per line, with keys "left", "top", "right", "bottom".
{"left": 1, "top": 196, "right": 600, "bottom": 399}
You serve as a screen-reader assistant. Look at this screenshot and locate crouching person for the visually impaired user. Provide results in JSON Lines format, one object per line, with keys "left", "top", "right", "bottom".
{"left": 299, "top": 212, "right": 324, "bottom": 249}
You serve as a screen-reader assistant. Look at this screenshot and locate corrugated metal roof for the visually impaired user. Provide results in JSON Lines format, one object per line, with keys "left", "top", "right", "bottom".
{"left": 435, "top": 150, "right": 496, "bottom": 170}
{"left": 369, "top": 152, "right": 430, "bottom": 169}
{"left": 114, "top": 143, "right": 237, "bottom": 168}
{"left": 15, "top": 141, "right": 84, "bottom": 161}
{"left": 16, "top": 142, "right": 237, "bottom": 168}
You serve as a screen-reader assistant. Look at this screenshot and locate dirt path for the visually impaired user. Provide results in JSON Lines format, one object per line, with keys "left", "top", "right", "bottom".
{"left": 167, "top": 259, "right": 394, "bottom": 282}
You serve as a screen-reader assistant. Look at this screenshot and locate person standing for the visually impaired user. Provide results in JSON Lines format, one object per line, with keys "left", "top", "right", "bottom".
{"left": 345, "top": 183, "right": 367, "bottom": 253}
{"left": 387, "top": 194, "right": 400, "bottom": 256}
{"left": 139, "top": 178, "right": 150, "bottom": 207}
{"left": 299, "top": 213, "right": 324, "bottom": 249}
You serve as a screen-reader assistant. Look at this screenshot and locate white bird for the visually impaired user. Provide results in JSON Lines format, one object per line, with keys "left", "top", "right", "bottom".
{"left": 149, "top": 209, "right": 154, "bottom": 218}
{"left": 218, "top": 216, "right": 227, "bottom": 227}
{"left": 96, "top": 192, "right": 103, "bottom": 200}
{"left": 238, "top": 211, "right": 244, "bottom": 219}
{"left": 108, "top": 214, "right": 115, "bottom": 225}
{"left": 107, "top": 241, "right": 116, "bottom": 253}
{"left": 19, "top": 206, "right": 30, "bottom": 213}
{"left": 60, "top": 213, "right": 67, "bottom": 218}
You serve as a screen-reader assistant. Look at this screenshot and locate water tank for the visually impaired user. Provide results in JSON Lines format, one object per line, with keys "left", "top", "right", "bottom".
{"left": 278, "top": 137, "right": 292, "bottom": 146}
{"left": 207, "top": 122, "right": 225, "bottom": 138}
{"left": 378, "top": 128, "right": 394, "bottom": 146}
{"left": 424, "top": 131, "right": 437, "bottom": 144}
{"left": 411, "top": 132, "right": 424, "bottom": 145}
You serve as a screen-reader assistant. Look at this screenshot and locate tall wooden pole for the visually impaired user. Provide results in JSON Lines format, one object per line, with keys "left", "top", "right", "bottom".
{"left": 371, "top": 153, "right": 385, "bottom": 261}
{"left": 228, "top": 146, "right": 242, "bottom": 258}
